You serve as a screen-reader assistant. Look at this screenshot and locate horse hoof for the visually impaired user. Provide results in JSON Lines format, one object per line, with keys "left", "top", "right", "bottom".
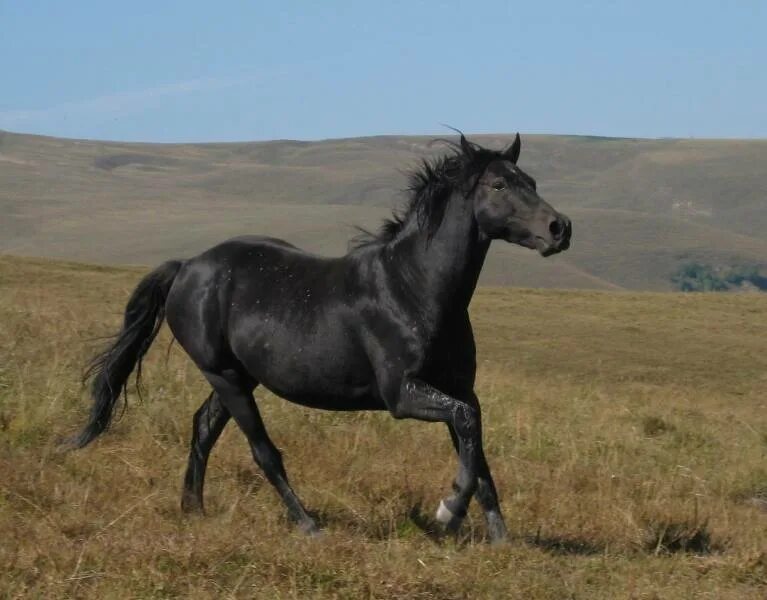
{"left": 435, "top": 499, "right": 455, "bottom": 525}
{"left": 435, "top": 498, "right": 465, "bottom": 533}
{"left": 486, "top": 513, "right": 509, "bottom": 545}
{"left": 180, "top": 493, "right": 205, "bottom": 515}
{"left": 488, "top": 531, "right": 510, "bottom": 546}
{"left": 298, "top": 519, "right": 322, "bottom": 537}
{"left": 54, "top": 437, "right": 76, "bottom": 454}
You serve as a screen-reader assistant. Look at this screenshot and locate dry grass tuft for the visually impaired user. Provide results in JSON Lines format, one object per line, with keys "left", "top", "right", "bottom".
{"left": 641, "top": 415, "right": 676, "bottom": 437}
{"left": 640, "top": 514, "right": 713, "bottom": 555}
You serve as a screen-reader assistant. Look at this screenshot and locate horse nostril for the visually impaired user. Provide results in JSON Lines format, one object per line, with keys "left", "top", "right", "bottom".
{"left": 549, "top": 218, "right": 563, "bottom": 239}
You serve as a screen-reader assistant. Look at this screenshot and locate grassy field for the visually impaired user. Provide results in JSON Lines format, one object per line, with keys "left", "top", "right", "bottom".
{"left": 1, "top": 254, "right": 766, "bottom": 598}
{"left": 2, "top": 129, "right": 766, "bottom": 290}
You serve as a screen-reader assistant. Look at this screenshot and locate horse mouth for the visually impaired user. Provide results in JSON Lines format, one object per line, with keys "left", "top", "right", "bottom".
{"left": 506, "top": 232, "right": 571, "bottom": 256}
{"left": 534, "top": 236, "right": 569, "bottom": 257}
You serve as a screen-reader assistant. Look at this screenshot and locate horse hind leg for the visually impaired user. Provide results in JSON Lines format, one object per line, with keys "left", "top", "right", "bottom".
{"left": 181, "top": 391, "right": 231, "bottom": 513}
{"left": 204, "top": 370, "right": 319, "bottom": 535}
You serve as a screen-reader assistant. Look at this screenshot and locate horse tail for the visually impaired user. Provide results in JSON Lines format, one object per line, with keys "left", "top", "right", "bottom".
{"left": 70, "top": 260, "right": 183, "bottom": 449}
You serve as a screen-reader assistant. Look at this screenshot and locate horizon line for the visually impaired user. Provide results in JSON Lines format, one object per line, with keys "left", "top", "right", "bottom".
{"left": 3, "top": 127, "right": 766, "bottom": 146}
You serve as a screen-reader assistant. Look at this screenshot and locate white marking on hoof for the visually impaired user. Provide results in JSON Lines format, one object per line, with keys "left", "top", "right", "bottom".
{"left": 436, "top": 499, "right": 455, "bottom": 525}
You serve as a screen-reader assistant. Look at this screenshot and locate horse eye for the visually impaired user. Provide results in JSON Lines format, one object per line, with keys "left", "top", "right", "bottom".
{"left": 491, "top": 180, "right": 506, "bottom": 191}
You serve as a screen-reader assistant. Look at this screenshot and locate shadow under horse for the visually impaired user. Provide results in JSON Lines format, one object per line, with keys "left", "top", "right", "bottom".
{"left": 70, "top": 133, "right": 572, "bottom": 544}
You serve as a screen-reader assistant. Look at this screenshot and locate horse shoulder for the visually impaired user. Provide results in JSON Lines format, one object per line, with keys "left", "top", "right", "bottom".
{"left": 418, "top": 310, "right": 478, "bottom": 396}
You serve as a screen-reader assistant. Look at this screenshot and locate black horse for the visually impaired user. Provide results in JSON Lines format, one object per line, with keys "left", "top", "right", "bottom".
{"left": 72, "top": 133, "right": 571, "bottom": 544}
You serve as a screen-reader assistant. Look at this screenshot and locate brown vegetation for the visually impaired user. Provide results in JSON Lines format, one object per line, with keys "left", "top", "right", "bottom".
{"left": 1, "top": 255, "right": 766, "bottom": 598}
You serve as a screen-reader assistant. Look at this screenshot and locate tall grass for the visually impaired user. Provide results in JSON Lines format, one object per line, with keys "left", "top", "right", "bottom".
{"left": 1, "top": 255, "right": 766, "bottom": 598}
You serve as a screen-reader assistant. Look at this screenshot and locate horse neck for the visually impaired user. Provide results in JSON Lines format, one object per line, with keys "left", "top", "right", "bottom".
{"left": 387, "top": 191, "right": 490, "bottom": 321}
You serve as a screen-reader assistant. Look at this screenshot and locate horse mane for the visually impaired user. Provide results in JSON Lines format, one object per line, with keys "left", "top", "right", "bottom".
{"left": 350, "top": 136, "right": 505, "bottom": 249}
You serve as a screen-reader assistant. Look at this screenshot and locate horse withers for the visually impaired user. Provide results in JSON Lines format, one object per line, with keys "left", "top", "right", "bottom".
{"left": 71, "top": 133, "right": 571, "bottom": 544}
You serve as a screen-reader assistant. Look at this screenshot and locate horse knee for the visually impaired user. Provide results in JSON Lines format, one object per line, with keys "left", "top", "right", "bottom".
{"left": 453, "top": 403, "right": 479, "bottom": 438}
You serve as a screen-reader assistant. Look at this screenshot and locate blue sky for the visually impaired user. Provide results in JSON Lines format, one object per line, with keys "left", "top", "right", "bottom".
{"left": 1, "top": 1, "right": 765, "bottom": 142}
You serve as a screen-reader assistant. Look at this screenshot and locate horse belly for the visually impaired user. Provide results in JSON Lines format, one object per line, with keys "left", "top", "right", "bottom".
{"left": 233, "top": 322, "right": 378, "bottom": 409}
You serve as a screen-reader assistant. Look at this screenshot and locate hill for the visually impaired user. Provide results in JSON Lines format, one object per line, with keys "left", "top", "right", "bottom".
{"left": 1, "top": 255, "right": 766, "bottom": 597}
{"left": 1, "top": 129, "right": 766, "bottom": 290}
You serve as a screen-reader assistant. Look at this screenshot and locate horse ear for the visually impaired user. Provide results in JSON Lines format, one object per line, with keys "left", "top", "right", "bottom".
{"left": 503, "top": 133, "right": 521, "bottom": 163}
{"left": 459, "top": 133, "right": 475, "bottom": 158}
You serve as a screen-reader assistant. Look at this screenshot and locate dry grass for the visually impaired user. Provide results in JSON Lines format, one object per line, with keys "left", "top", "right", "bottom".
{"left": 1, "top": 254, "right": 766, "bottom": 598}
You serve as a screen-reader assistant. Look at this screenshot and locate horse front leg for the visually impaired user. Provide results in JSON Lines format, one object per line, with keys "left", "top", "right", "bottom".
{"left": 386, "top": 377, "right": 486, "bottom": 537}
{"left": 447, "top": 399, "right": 509, "bottom": 543}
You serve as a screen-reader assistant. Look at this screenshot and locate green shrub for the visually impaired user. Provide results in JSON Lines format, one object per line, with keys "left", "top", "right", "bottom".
{"left": 672, "top": 262, "right": 767, "bottom": 292}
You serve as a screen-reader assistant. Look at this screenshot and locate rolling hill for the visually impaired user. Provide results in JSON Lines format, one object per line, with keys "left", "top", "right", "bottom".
{"left": 1, "top": 129, "right": 765, "bottom": 290}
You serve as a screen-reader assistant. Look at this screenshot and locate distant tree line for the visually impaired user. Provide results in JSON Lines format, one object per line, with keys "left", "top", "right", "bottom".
{"left": 672, "top": 262, "right": 767, "bottom": 292}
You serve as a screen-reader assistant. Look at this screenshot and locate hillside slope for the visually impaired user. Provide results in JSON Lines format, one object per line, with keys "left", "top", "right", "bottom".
{"left": 1, "top": 130, "right": 765, "bottom": 289}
